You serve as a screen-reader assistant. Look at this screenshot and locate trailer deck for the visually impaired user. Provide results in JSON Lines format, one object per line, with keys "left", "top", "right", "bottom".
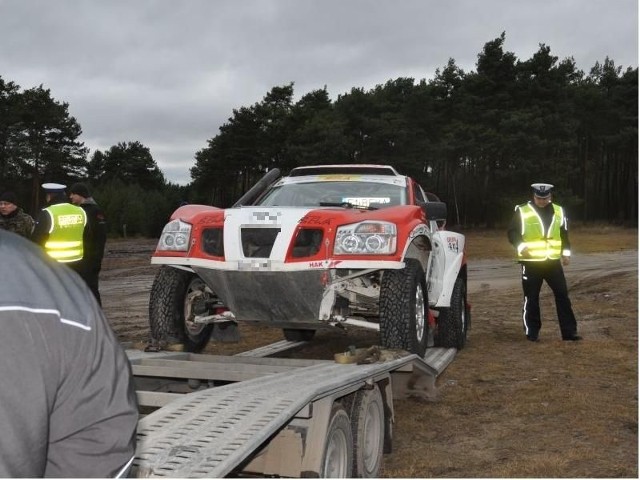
{"left": 129, "top": 346, "right": 456, "bottom": 477}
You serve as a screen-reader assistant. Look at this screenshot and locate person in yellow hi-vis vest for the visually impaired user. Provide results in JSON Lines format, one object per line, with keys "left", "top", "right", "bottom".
{"left": 507, "top": 183, "right": 581, "bottom": 342}
{"left": 32, "top": 183, "right": 88, "bottom": 284}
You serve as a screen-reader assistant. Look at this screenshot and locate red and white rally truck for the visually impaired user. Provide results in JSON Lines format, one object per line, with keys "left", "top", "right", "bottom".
{"left": 148, "top": 164, "right": 469, "bottom": 356}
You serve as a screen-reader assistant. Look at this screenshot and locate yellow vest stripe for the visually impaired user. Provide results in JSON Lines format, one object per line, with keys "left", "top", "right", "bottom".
{"left": 517, "top": 203, "right": 564, "bottom": 261}
{"left": 44, "top": 204, "right": 87, "bottom": 263}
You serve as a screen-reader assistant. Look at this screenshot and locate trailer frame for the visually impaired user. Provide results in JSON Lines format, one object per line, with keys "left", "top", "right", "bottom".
{"left": 129, "top": 344, "right": 456, "bottom": 478}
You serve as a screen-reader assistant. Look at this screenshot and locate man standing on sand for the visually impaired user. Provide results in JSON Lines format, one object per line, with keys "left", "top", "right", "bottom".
{"left": 32, "top": 182, "right": 87, "bottom": 268}
{"left": 507, "top": 183, "right": 581, "bottom": 342}
{"left": 69, "top": 182, "right": 108, "bottom": 305}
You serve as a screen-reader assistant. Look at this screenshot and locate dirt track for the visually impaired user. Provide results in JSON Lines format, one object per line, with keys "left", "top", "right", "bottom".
{"left": 468, "top": 250, "right": 638, "bottom": 292}
{"left": 101, "top": 238, "right": 638, "bottom": 477}
{"left": 101, "top": 239, "right": 637, "bottom": 346}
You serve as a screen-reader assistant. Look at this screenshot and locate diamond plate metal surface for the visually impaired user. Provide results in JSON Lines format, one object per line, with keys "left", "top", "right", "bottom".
{"left": 132, "top": 348, "right": 455, "bottom": 477}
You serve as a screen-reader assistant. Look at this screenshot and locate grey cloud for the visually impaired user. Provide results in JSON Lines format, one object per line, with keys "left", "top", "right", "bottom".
{"left": 0, "top": 0, "right": 636, "bottom": 185}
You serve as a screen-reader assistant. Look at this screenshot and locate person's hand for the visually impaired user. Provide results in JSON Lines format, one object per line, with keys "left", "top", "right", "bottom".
{"left": 562, "top": 256, "right": 570, "bottom": 266}
{"left": 521, "top": 247, "right": 532, "bottom": 259}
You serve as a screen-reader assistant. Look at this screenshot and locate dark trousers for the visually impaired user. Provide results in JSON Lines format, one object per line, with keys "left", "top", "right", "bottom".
{"left": 69, "top": 263, "right": 102, "bottom": 306}
{"left": 520, "top": 260, "right": 577, "bottom": 338}
{"left": 83, "top": 268, "right": 102, "bottom": 306}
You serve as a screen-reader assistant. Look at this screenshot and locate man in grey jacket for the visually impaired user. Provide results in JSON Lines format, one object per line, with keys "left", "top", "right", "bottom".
{"left": 0, "top": 229, "right": 138, "bottom": 477}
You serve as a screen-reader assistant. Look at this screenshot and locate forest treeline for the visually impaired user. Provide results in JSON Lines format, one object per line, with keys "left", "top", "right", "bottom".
{"left": 1, "top": 33, "right": 637, "bottom": 236}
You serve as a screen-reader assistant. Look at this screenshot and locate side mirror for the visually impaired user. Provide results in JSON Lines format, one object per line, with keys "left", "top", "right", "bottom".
{"left": 420, "top": 201, "right": 447, "bottom": 222}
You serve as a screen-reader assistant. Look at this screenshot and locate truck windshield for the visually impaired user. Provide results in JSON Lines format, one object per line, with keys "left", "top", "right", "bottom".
{"left": 255, "top": 181, "right": 407, "bottom": 208}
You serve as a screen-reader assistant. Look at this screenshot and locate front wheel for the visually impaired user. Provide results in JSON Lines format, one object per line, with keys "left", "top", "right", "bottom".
{"left": 149, "top": 266, "right": 216, "bottom": 352}
{"left": 434, "top": 276, "right": 468, "bottom": 349}
{"left": 379, "top": 259, "right": 429, "bottom": 357}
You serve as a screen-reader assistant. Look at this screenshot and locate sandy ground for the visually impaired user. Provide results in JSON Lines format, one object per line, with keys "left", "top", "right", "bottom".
{"left": 101, "top": 238, "right": 638, "bottom": 477}
{"left": 101, "top": 239, "right": 637, "bottom": 347}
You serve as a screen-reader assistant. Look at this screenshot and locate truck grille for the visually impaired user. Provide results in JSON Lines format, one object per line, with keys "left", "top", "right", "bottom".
{"left": 291, "top": 228, "right": 323, "bottom": 258}
{"left": 241, "top": 228, "right": 280, "bottom": 258}
{"left": 202, "top": 228, "right": 224, "bottom": 256}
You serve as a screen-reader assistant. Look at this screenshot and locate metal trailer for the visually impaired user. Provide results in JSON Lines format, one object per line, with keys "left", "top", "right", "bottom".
{"left": 128, "top": 343, "right": 456, "bottom": 478}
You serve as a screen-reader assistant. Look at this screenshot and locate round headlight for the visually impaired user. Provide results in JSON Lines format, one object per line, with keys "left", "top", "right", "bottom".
{"left": 341, "top": 234, "right": 361, "bottom": 253}
{"left": 164, "top": 235, "right": 175, "bottom": 247}
{"left": 175, "top": 234, "right": 187, "bottom": 247}
{"left": 365, "top": 235, "right": 385, "bottom": 252}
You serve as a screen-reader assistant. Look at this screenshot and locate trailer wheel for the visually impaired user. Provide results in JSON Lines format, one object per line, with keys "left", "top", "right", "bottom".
{"left": 351, "top": 386, "right": 385, "bottom": 478}
{"left": 379, "top": 259, "right": 429, "bottom": 357}
{"left": 321, "top": 404, "right": 354, "bottom": 478}
{"left": 149, "top": 266, "right": 215, "bottom": 352}
{"left": 434, "top": 276, "right": 468, "bottom": 349}
{"left": 282, "top": 328, "right": 316, "bottom": 342}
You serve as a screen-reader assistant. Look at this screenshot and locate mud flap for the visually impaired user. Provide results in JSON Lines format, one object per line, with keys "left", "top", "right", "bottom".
{"left": 211, "top": 321, "right": 241, "bottom": 343}
{"left": 427, "top": 309, "right": 437, "bottom": 347}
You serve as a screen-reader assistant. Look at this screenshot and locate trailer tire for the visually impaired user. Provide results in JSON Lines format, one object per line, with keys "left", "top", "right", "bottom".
{"left": 379, "top": 259, "right": 429, "bottom": 357}
{"left": 283, "top": 328, "right": 316, "bottom": 342}
{"left": 149, "top": 266, "right": 214, "bottom": 352}
{"left": 434, "top": 276, "right": 468, "bottom": 349}
{"left": 351, "top": 385, "right": 385, "bottom": 478}
{"left": 321, "top": 404, "right": 354, "bottom": 478}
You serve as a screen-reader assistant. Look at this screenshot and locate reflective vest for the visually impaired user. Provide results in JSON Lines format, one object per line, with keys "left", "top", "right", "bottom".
{"left": 516, "top": 203, "right": 564, "bottom": 261}
{"left": 44, "top": 203, "right": 87, "bottom": 263}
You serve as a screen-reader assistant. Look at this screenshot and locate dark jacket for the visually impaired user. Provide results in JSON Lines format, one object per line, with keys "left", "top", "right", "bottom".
{"left": 0, "top": 230, "right": 138, "bottom": 477}
{"left": 78, "top": 197, "right": 107, "bottom": 272}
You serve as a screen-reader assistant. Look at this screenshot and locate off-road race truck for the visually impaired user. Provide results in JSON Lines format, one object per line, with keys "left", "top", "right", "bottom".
{"left": 148, "top": 164, "right": 469, "bottom": 356}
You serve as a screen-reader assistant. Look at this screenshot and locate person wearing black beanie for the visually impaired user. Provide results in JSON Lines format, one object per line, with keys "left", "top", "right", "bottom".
{"left": 69, "top": 183, "right": 107, "bottom": 305}
{"left": 0, "top": 191, "right": 35, "bottom": 238}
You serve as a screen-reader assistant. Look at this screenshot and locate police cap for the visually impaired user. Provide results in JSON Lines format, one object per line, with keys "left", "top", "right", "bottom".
{"left": 41, "top": 182, "right": 67, "bottom": 192}
{"left": 531, "top": 183, "right": 554, "bottom": 198}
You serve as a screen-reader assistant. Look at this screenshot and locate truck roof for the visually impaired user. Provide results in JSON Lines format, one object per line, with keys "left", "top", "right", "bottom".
{"left": 289, "top": 164, "right": 401, "bottom": 177}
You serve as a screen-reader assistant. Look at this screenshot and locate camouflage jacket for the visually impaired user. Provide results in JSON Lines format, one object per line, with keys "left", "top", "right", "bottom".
{"left": 0, "top": 208, "right": 35, "bottom": 238}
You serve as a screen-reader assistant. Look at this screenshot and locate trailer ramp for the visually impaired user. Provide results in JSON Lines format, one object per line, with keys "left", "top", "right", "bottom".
{"left": 131, "top": 347, "right": 455, "bottom": 477}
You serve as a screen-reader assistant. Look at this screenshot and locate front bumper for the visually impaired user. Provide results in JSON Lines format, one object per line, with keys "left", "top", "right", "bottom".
{"left": 194, "top": 268, "right": 328, "bottom": 329}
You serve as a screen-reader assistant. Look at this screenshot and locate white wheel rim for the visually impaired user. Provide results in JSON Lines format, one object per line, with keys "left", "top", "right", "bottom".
{"left": 324, "top": 425, "right": 349, "bottom": 477}
{"left": 363, "top": 400, "right": 383, "bottom": 473}
{"left": 415, "top": 286, "right": 425, "bottom": 342}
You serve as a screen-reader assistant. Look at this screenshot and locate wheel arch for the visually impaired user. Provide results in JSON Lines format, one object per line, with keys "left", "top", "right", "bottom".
{"left": 402, "top": 233, "right": 432, "bottom": 272}
{"left": 428, "top": 230, "right": 467, "bottom": 308}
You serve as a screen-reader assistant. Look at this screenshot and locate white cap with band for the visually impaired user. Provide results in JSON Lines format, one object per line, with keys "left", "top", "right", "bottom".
{"left": 41, "top": 183, "right": 67, "bottom": 192}
{"left": 531, "top": 183, "right": 553, "bottom": 198}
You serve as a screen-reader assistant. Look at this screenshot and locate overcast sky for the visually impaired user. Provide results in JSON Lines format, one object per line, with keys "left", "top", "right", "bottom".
{"left": 0, "top": 0, "right": 637, "bottom": 185}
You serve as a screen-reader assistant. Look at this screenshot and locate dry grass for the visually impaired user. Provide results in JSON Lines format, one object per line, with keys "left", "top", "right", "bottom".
{"left": 381, "top": 226, "right": 638, "bottom": 478}
{"left": 461, "top": 224, "right": 638, "bottom": 259}
{"left": 104, "top": 227, "right": 638, "bottom": 478}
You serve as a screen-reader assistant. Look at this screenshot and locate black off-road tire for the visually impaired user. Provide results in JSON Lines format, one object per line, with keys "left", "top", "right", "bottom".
{"left": 379, "top": 259, "right": 429, "bottom": 357}
{"left": 434, "top": 276, "right": 468, "bottom": 349}
{"left": 282, "top": 328, "right": 316, "bottom": 342}
{"left": 149, "top": 266, "right": 214, "bottom": 352}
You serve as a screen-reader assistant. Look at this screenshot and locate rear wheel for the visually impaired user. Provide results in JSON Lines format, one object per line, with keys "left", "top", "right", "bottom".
{"left": 321, "top": 404, "right": 354, "bottom": 478}
{"left": 282, "top": 328, "right": 316, "bottom": 342}
{"left": 351, "top": 385, "right": 385, "bottom": 477}
{"left": 434, "top": 276, "right": 468, "bottom": 349}
{"left": 379, "top": 259, "right": 429, "bottom": 356}
{"left": 149, "top": 266, "right": 215, "bottom": 352}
